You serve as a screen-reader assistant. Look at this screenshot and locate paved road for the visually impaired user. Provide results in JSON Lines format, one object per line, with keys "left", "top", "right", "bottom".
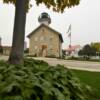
{"left": 33, "top": 57, "right": 100, "bottom": 72}
{"left": 0, "top": 55, "right": 100, "bottom": 72}
{"left": 0, "top": 55, "right": 8, "bottom": 61}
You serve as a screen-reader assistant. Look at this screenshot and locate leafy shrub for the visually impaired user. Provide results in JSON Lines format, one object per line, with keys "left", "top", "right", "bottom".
{"left": 0, "top": 46, "right": 3, "bottom": 54}
{"left": 26, "top": 54, "right": 37, "bottom": 57}
{"left": 0, "top": 58, "right": 92, "bottom": 100}
{"left": 24, "top": 48, "right": 29, "bottom": 54}
{"left": 67, "top": 56, "right": 100, "bottom": 62}
{"left": 67, "top": 56, "right": 79, "bottom": 60}
{"left": 46, "top": 54, "right": 57, "bottom": 58}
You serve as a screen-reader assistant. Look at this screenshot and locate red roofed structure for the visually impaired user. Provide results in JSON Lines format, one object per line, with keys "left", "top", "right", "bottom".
{"left": 65, "top": 45, "right": 81, "bottom": 56}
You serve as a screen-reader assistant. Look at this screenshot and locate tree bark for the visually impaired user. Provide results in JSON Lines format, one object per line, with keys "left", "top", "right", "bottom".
{"left": 8, "top": 0, "right": 27, "bottom": 65}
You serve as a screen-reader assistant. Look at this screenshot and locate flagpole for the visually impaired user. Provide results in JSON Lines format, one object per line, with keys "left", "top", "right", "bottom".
{"left": 70, "top": 24, "right": 71, "bottom": 48}
{"left": 67, "top": 24, "right": 72, "bottom": 55}
{"left": 69, "top": 24, "right": 71, "bottom": 55}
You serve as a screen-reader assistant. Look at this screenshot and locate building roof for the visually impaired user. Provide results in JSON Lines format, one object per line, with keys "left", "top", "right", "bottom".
{"left": 27, "top": 24, "right": 63, "bottom": 42}
{"left": 65, "top": 45, "right": 81, "bottom": 51}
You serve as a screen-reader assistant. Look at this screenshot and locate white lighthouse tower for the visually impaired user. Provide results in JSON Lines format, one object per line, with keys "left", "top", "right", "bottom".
{"left": 38, "top": 12, "right": 51, "bottom": 26}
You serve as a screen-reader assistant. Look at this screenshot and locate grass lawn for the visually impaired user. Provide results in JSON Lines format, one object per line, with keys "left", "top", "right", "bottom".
{"left": 71, "top": 69, "right": 100, "bottom": 99}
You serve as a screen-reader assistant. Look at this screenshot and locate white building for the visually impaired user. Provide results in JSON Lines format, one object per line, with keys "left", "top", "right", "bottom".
{"left": 65, "top": 45, "right": 81, "bottom": 57}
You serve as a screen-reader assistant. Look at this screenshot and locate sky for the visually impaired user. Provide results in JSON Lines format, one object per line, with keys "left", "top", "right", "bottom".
{"left": 0, "top": 0, "right": 100, "bottom": 49}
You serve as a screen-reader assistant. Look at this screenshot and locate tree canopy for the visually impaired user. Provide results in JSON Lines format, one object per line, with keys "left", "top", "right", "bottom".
{"left": 2, "top": 0, "right": 80, "bottom": 12}
{"left": 78, "top": 44, "right": 96, "bottom": 57}
{"left": 91, "top": 42, "right": 100, "bottom": 52}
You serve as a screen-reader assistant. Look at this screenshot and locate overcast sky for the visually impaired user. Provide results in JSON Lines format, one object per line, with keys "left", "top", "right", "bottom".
{"left": 0, "top": 0, "right": 100, "bottom": 49}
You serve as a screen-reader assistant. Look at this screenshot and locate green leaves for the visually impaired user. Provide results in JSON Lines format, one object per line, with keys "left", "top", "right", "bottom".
{"left": 0, "top": 59, "right": 91, "bottom": 100}
{"left": 2, "top": 0, "right": 80, "bottom": 13}
{"left": 35, "top": 0, "right": 80, "bottom": 12}
{"left": 3, "top": 0, "right": 16, "bottom": 4}
{"left": 2, "top": 0, "right": 31, "bottom": 12}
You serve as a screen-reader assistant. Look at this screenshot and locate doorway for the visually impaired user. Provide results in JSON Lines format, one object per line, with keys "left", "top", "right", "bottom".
{"left": 41, "top": 45, "right": 47, "bottom": 57}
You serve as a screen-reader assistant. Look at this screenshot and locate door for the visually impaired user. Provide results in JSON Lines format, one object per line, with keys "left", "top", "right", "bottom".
{"left": 41, "top": 45, "right": 47, "bottom": 57}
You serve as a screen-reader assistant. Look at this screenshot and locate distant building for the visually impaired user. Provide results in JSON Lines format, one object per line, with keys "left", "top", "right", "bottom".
{"left": 3, "top": 46, "right": 11, "bottom": 55}
{"left": 24, "top": 41, "right": 27, "bottom": 50}
{"left": 0, "top": 38, "right": 27, "bottom": 55}
{"left": 2, "top": 42, "right": 27, "bottom": 55}
{"left": 65, "top": 45, "right": 81, "bottom": 57}
{"left": 27, "top": 12, "right": 63, "bottom": 57}
{"left": 0, "top": 37, "right": 11, "bottom": 55}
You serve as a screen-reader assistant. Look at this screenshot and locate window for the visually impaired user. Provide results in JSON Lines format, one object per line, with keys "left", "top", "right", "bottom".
{"left": 40, "top": 36, "right": 44, "bottom": 41}
{"left": 50, "top": 45, "right": 52, "bottom": 48}
{"left": 34, "top": 46, "right": 38, "bottom": 50}
{"left": 50, "top": 36, "right": 53, "bottom": 40}
{"left": 34, "top": 37, "right": 38, "bottom": 41}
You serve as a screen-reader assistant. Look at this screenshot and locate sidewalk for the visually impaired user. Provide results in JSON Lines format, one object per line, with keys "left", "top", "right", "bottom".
{"left": 0, "top": 56, "right": 100, "bottom": 72}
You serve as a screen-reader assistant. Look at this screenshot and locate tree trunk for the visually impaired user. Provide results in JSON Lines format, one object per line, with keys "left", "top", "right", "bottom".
{"left": 8, "top": 0, "right": 27, "bottom": 65}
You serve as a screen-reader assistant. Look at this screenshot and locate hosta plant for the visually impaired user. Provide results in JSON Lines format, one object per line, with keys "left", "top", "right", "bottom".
{"left": 0, "top": 58, "right": 92, "bottom": 100}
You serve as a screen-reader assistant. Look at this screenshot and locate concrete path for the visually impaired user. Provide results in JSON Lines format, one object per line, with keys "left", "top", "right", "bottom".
{"left": 0, "top": 55, "right": 8, "bottom": 61}
{"left": 0, "top": 55, "right": 8, "bottom": 60}
{"left": 0, "top": 55, "right": 100, "bottom": 72}
{"left": 33, "top": 57, "right": 100, "bottom": 72}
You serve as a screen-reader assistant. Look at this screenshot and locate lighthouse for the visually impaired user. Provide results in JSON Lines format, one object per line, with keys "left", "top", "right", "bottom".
{"left": 38, "top": 12, "right": 51, "bottom": 26}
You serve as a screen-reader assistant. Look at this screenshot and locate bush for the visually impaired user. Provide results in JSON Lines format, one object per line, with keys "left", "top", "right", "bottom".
{"left": 24, "top": 48, "right": 29, "bottom": 54}
{"left": 26, "top": 54, "right": 37, "bottom": 57}
{"left": 46, "top": 54, "right": 57, "bottom": 58}
{"left": 0, "top": 59, "right": 92, "bottom": 100}
{"left": 67, "top": 56, "right": 79, "bottom": 60}
{"left": 67, "top": 56, "right": 100, "bottom": 62}
{"left": 0, "top": 46, "right": 3, "bottom": 54}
